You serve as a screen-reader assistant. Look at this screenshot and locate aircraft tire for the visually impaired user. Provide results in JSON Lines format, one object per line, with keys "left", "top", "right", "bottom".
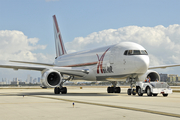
{"left": 163, "top": 94, "right": 168, "bottom": 97}
{"left": 54, "top": 87, "right": 60, "bottom": 94}
{"left": 107, "top": 87, "right": 110, "bottom": 93}
{"left": 132, "top": 89, "right": 136, "bottom": 95}
{"left": 115, "top": 87, "right": 121, "bottom": 93}
{"left": 107, "top": 87, "right": 114, "bottom": 93}
{"left": 61, "top": 87, "right": 67, "bottom": 94}
{"left": 153, "top": 94, "right": 158, "bottom": 96}
{"left": 127, "top": 89, "right": 131, "bottom": 95}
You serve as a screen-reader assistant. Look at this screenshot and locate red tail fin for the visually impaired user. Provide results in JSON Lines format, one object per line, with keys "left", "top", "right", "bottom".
{"left": 53, "top": 15, "right": 67, "bottom": 57}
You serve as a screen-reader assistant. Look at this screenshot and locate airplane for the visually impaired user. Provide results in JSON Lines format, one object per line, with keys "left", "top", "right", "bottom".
{"left": 1, "top": 15, "right": 180, "bottom": 95}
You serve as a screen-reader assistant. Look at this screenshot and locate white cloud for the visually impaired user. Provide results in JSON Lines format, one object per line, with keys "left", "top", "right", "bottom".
{"left": 1, "top": 25, "right": 180, "bottom": 80}
{"left": 65, "top": 24, "right": 180, "bottom": 75}
{"left": 0, "top": 30, "right": 54, "bottom": 81}
{"left": 0, "top": 30, "right": 53, "bottom": 63}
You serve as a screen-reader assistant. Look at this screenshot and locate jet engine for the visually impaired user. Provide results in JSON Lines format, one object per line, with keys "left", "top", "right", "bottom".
{"left": 41, "top": 69, "right": 62, "bottom": 88}
{"left": 138, "top": 70, "right": 160, "bottom": 82}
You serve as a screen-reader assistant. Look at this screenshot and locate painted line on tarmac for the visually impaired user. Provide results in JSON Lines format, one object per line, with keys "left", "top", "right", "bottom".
{"left": 0, "top": 101, "right": 63, "bottom": 105}
{"left": 32, "top": 95, "right": 180, "bottom": 118}
{"left": 173, "top": 90, "right": 180, "bottom": 92}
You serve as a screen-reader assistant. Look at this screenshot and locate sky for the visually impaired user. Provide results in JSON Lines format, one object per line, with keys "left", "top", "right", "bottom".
{"left": 0, "top": 0, "right": 180, "bottom": 81}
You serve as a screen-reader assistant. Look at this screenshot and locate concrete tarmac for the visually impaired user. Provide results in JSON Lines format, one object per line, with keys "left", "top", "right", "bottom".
{"left": 0, "top": 86, "right": 180, "bottom": 120}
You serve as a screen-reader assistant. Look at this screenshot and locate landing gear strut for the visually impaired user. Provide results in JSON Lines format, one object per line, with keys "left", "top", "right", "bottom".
{"left": 107, "top": 81, "right": 121, "bottom": 93}
{"left": 54, "top": 79, "right": 67, "bottom": 94}
{"left": 127, "top": 78, "right": 136, "bottom": 96}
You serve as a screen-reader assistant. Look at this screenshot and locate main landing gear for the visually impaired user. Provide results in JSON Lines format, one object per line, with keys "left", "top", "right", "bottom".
{"left": 54, "top": 80, "right": 67, "bottom": 94}
{"left": 54, "top": 87, "right": 67, "bottom": 94}
{"left": 107, "top": 81, "right": 121, "bottom": 93}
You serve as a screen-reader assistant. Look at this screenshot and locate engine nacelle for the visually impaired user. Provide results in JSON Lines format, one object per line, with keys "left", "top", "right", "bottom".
{"left": 41, "top": 69, "right": 62, "bottom": 88}
{"left": 138, "top": 70, "right": 160, "bottom": 82}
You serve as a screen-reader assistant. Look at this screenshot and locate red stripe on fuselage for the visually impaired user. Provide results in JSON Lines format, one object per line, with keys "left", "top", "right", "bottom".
{"left": 63, "top": 61, "right": 98, "bottom": 67}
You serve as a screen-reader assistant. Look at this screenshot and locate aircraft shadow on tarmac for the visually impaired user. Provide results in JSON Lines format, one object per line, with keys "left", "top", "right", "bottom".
{"left": 0, "top": 92, "right": 123, "bottom": 96}
{"left": 0, "top": 92, "right": 165, "bottom": 97}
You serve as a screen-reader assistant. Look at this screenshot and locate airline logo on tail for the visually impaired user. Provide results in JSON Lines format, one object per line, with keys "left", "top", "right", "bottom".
{"left": 53, "top": 15, "right": 67, "bottom": 57}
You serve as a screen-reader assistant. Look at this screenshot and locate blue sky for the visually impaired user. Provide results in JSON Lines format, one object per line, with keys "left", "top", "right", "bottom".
{"left": 0, "top": 0, "right": 180, "bottom": 81}
{"left": 1, "top": 0, "right": 180, "bottom": 54}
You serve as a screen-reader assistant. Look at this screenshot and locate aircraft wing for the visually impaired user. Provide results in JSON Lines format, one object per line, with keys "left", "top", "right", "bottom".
{"left": 0, "top": 64, "right": 45, "bottom": 71}
{"left": 0, "top": 64, "right": 88, "bottom": 77}
{"left": 9, "top": 60, "right": 54, "bottom": 66}
{"left": 52, "top": 67, "right": 89, "bottom": 76}
{"left": 148, "top": 64, "right": 180, "bottom": 69}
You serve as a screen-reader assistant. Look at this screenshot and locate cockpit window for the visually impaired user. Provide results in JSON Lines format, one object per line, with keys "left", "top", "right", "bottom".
{"left": 133, "top": 50, "right": 141, "bottom": 55}
{"left": 124, "top": 50, "right": 148, "bottom": 55}
{"left": 141, "top": 50, "right": 148, "bottom": 55}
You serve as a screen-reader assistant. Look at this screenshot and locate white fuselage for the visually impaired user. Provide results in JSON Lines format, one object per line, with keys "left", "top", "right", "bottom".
{"left": 54, "top": 42, "right": 149, "bottom": 81}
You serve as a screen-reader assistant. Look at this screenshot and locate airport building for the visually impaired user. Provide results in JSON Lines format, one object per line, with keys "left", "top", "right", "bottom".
{"left": 11, "top": 78, "right": 19, "bottom": 85}
{"left": 159, "top": 73, "right": 180, "bottom": 82}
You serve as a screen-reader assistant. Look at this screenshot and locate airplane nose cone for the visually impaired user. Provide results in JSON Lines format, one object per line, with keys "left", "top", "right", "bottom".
{"left": 135, "top": 56, "right": 149, "bottom": 73}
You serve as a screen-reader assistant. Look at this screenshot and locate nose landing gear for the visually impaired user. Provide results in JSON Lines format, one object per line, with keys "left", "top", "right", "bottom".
{"left": 127, "top": 78, "right": 137, "bottom": 96}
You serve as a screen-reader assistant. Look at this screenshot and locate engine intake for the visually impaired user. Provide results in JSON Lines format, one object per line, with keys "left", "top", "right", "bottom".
{"left": 41, "top": 69, "right": 61, "bottom": 88}
{"left": 47, "top": 72, "right": 61, "bottom": 86}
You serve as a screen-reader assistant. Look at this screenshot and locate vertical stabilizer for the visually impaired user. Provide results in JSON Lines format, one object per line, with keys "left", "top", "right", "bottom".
{"left": 53, "top": 15, "right": 67, "bottom": 57}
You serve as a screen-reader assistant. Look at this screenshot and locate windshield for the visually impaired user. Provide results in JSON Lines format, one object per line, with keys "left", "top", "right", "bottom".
{"left": 124, "top": 50, "right": 148, "bottom": 55}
